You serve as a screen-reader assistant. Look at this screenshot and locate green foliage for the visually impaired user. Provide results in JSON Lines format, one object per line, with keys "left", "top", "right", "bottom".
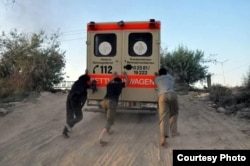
{"left": 161, "top": 45, "right": 212, "bottom": 85}
{"left": 0, "top": 30, "right": 65, "bottom": 98}
{"left": 209, "top": 84, "right": 232, "bottom": 106}
{"left": 236, "top": 66, "right": 250, "bottom": 108}
{"left": 242, "top": 66, "right": 250, "bottom": 89}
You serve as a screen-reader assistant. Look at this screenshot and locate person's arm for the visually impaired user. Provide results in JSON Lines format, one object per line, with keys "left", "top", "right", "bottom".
{"left": 153, "top": 72, "right": 159, "bottom": 83}
{"left": 108, "top": 72, "right": 118, "bottom": 83}
{"left": 83, "top": 69, "right": 91, "bottom": 89}
{"left": 122, "top": 71, "right": 130, "bottom": 86}
{"left": 153, "top": 72, "right": 159, "bottom": 90}
{"left": 85, "top": 69, "right": 89, "bottom": 75}
{"left": 112, "top": 71, "right": 118, "bottom": 78}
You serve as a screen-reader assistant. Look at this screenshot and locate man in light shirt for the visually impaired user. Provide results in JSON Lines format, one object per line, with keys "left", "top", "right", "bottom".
{"left": 154, "top": 67, "right": 179, "bottom": 147}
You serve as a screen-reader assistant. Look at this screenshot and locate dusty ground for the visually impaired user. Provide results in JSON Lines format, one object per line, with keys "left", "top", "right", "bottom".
{"left": 0, "top": 92, "right": 249, "bottom": 166}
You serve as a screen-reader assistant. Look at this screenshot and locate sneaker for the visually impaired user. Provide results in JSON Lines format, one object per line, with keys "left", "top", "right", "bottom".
{"left": 62, "top": 127, "right": 70, "bottom": 138}
{"left": 65, "top": 123, "right": 72, "bottom": 132}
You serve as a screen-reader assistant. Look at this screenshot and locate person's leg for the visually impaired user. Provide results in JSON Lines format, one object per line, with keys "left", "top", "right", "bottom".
{"left": 99, "top": 100, "right": 117, "bottom": 145}
{"left": 169, "top": 114, "right": 179, "bottom": 137}
{"left": 68, "top": 100, "right": 82, "bottom": 128}
{"left": 100, "top": 99, "right": 108, "bottom": 112}
{"left": 63, "top": 98, "right": 74, "bottom": 138}
{"left": 158, "top": 94, "right": 170, "bottom": 146}
{"left": 169, "top": 92, "right": 179, "bottom": 116}
{"left": 98, "top": 128, "right": 108, "bottom": 146}
{"left": 66, "top": 99, "right": 74, "bottom": 127}
{"left": 169, "top": 92, "right": 179, "bottom": 137}
{"left": 80, "top": 95, "right": 87, "bottom": 109}
{"left": 106, "top": 100, "right": 116, "bottom": 133}
{"left": 98, "top": 99, "right": 109, "bottom": 145}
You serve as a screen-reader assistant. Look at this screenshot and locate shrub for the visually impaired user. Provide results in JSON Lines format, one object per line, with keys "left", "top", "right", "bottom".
{"left": 209, "top": 84, "right": 232, "bottom": 107}
{"left": 242, "top": 66, "right": 250, "bottom": 89}
{"left": 0, "top": 30, "right": 65, "bottom": 103}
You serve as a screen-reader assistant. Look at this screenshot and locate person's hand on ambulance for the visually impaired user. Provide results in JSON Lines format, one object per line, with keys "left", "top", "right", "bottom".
{"left": 122, "top": 71, "right": 128, "bottom": 77}
{"left": 122, "top": 71, "right": 130, "bottom": 86}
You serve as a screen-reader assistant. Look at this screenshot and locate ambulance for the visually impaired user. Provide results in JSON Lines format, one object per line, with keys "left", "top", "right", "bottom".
{"left": 84, "top": 19, "right": 161, "bottom": 113}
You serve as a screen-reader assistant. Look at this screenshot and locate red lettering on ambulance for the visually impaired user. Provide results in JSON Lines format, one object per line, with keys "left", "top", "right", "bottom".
{"left": 129, "top": 78, "right": 154, "bottom": 86}
{"left": 94, "top": 77, "right": 110, "bottom": 85}
{"left": 89, "top": 74, "right": 156, "bottom": 88}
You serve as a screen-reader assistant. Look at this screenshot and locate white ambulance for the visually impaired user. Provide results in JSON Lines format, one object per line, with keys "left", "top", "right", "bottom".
{"left": 84, "top": 19, "right": 161, "bottom": 113}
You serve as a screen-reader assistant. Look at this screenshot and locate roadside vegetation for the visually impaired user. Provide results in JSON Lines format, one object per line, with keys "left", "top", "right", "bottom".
{"left": 0, "top": 30, "right": 65, "bottom": 104}
{"left": 208, "top": 67, "right": 250, "bottom": 119}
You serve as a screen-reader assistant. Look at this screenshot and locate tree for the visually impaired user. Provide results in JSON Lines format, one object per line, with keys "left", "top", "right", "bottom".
{"left": 0, "top": 29, "right": 65, "bottom": 96}
{"left": 161, "top": 45, "right": 212, "bottom": 85}
{"left": 242, "top": 66, "right": 250, "bottom": 89}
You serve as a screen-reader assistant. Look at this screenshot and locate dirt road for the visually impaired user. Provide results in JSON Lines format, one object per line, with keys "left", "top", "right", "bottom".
{"left": 0, "top": 92, "right": 249, "bottom": 166}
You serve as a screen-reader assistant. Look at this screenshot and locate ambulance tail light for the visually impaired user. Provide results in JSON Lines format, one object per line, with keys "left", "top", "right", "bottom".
{"left": 149, "top": 19, "right": 156, "bottom": 28}
{"left": 117, "top": 20, "right": 125, "bottom": 27}
{"left": 88, "top": 21, "right": 96, "bottom": 30}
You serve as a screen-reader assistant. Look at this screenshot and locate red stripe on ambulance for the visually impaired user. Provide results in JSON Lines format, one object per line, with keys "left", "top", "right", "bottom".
{"left": 89, "top": 74, "right": 156, "bottom": 88}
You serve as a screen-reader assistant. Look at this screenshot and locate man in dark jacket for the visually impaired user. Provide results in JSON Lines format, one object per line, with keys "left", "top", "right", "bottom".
{"left": 98, "top": 71, "right": 129, "bottom": 145}
{"left": 62, "top": 70, "right": 91, "bottom": 138}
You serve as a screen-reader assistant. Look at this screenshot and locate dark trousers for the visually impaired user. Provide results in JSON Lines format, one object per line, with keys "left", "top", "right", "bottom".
{"left": 66, "top": 95, "right": 87, "bottom": 128}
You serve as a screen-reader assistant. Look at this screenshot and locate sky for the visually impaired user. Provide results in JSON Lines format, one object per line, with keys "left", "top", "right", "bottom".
{"left": 0, "top": 0, "right": 249, "bottom": 87}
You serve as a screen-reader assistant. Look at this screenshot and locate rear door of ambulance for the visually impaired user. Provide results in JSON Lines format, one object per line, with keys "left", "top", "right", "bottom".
{"left": 86, "top": 20, "right": 160, "bottom": 104}
{"left": 121, "top": 21, "right": 161, "bottom": 102}
{"left": 86, "top": 22, "right": 123, "bottom": 102}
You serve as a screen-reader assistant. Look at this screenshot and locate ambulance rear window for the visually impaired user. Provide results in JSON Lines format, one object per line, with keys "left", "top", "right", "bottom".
{"left": 128, "top": 33, "right": 152, "bottom": 57}
{"left": 94, "top": 33, "right": 116, "bottom": 57}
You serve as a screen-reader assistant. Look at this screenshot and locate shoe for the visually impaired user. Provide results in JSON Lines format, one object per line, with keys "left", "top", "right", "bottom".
{"left": 65, "top": 123, "right": 72, "bottom": 132}
{"left": 62, "top": 127, "right": 70, "bottom": 138}
{"left": 99, "top": 140, "right": 108, "bottom": 146}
